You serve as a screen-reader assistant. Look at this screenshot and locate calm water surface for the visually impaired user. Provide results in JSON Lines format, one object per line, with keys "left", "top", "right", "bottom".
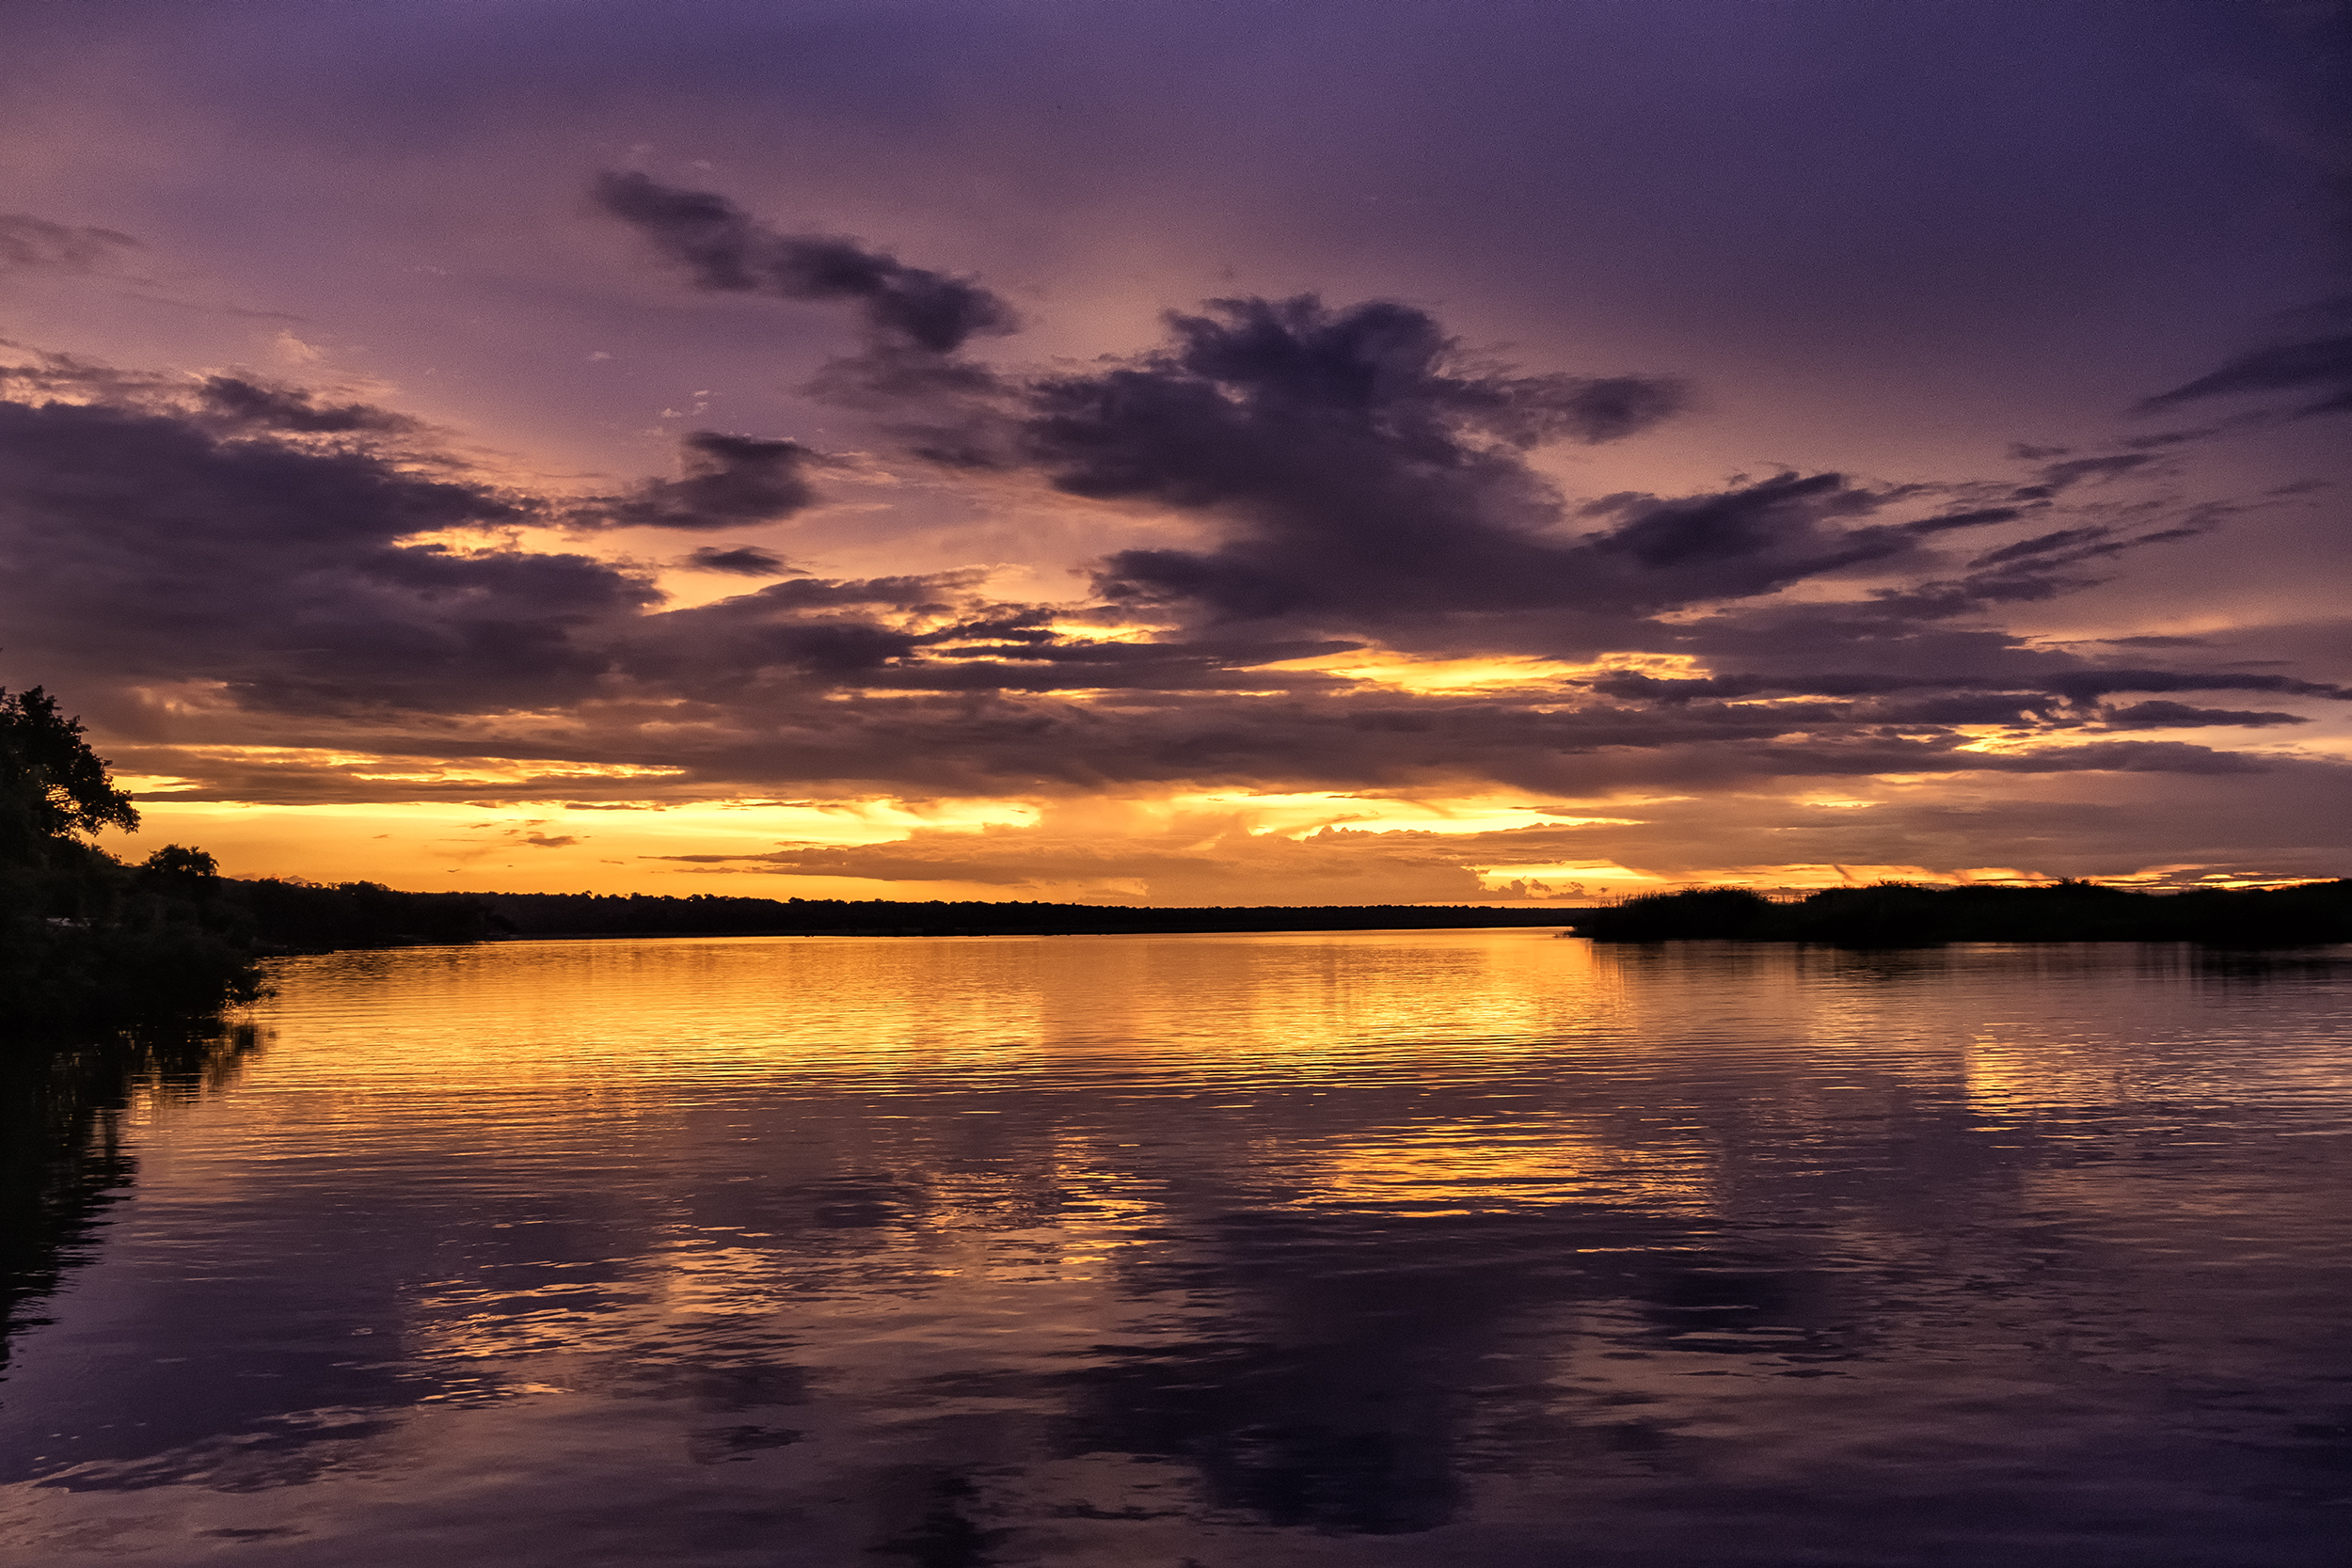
{"left": 4, "top": 930, "right": 2350, "bottom": 1565}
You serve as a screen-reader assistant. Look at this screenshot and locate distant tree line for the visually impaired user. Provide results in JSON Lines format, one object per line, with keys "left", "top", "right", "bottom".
{"left": 1572, "top": 879, "right": 2352, "bottom": 945}
{"left": 475, "top": 892, "right": 1571, "bottom": 940}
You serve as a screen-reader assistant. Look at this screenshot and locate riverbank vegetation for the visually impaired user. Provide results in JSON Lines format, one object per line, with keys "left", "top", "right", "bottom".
{"left": 1, "top": 688, "right": 266, "bottom": 1028}
{"left": 1571, "top": 879, "right": 2352, "bottom": 945}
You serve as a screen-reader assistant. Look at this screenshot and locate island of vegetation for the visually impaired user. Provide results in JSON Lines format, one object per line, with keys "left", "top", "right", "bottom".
{"left": 1569, "top": 880, "right": 2352, "bottom": 945}
{"left": 6, "top": 679, "right": 2349, "bottom": 1031}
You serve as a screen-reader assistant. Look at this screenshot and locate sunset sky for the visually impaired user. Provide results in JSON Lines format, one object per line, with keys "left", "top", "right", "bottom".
{"left": 4, "top": 0, "right": 2349, "bottom": 903}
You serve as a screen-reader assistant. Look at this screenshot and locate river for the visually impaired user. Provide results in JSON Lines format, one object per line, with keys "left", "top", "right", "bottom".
{"left": 3, "top": 929, "right": 2349, "bottom": 1564}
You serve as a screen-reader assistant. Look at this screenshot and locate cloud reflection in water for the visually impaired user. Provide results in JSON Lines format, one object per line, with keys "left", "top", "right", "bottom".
{"left": 2, "top": 932, "right": 2349, "bottom": 1564}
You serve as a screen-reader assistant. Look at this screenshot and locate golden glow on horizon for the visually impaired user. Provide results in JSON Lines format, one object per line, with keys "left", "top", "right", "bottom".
{"left": 1476, "top": 863, "right": 1663, "bottom": 895}
{"left": 1168, "top": 789, "right": 1643, "bottom": 840}
{"left": 115, "top": 794, "right": 1043, "bottom": 895}
{"left": 99, "top": 739, "right": 2323, "bottom": 900}
{"left": 1259, "top": 647, "right": 1708, "bottom": 694}
{"left": 111, "top": 784, "right": 1662, "bottom": 900}
{"left": 109, "top": 779, "right": 2311, "bottom": 900}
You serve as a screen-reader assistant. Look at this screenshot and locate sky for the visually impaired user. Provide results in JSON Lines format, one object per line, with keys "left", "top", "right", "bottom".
{"left": 3, "top": 0, "right": 2349, "bottom": 904}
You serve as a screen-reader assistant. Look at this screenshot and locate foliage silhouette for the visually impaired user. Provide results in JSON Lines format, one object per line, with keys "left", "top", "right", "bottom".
{"left": 0, "top": 687, "right": 139, "bottom": 859}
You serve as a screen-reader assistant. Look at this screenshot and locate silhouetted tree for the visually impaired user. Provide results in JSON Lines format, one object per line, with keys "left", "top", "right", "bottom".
{"left": 0, "top": 686, "right": 139, "bottom": 866}
{"left": 139, "top": 844, "right": 220, "bottom": 883}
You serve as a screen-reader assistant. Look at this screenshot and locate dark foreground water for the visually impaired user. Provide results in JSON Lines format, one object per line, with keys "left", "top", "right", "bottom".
{"left": 4, "top": 931, "right": 2350, "bottom": 1566}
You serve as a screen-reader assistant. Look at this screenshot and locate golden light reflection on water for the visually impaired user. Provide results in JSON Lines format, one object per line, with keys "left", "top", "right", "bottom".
{"left": 1964, "top": 1034, "right": 2135, "bottom": 1113}
{"left": 1304, "top": 1119, "right": 1711, "bottom": 1215}
{"left": 259, "top": 928, "right": 1616, "bottom": 1083}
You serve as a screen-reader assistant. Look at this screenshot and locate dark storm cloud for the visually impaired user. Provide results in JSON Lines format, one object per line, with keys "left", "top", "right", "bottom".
{"left": 606, "top": 572, "right": 1354, "bottom": 703}
{"left": 0, "top": 214, "right": 139, "bottom": 273}
{"left": 3, "top": 356, "right": 429, "bottom": 445}
{"left": 885, "top": 284, "right": 2200, "bottom": 645}
{"left": 0, "top": 367, "right": 647, "bottom": 717}
{"left": 0, "top": 423, "right": 636, "bottom": 716}
{"left": 597, "top": 430, "right": 823, "bottom": 531}
{"left": 607, "top": 573, "right": 994, "bottom": 693}
{"left": 1018, "top": 294, "right": 1689, "bottom": 625}
{"left": 0, "top": 360, "right": 1090, "bottom": 736}
{"left": 1582, "top": 471, "right": 1915, "bottom": 595}
{"left": 1857, "top": 509, "right": 2226, "bottom": 621}
{"left": 594, "top": 173, "right": 1028, "bottom": 472}
{"left": 683, "top": 546, "right": 792, "bottom": 576}
{"left": 5, "top": 341, "right": 2305, "bottom": 811}
{"left": 593, "top": 187, "right": 1751, "bottom": 630}
{"left": 587, "top": 181, "right": 2265, "bottom": 678}
{"left": 1067, "top": 430, "right": 2157, "bottom": 638}
{"left": 593, "top": 172, "right": 1018, "bottom": 355}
